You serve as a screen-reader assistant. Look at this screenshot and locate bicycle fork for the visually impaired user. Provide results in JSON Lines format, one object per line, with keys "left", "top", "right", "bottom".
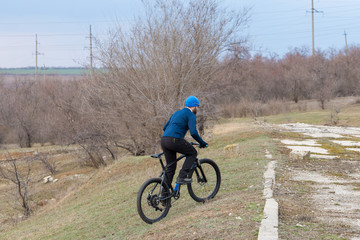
{"left": 194, "top": 159, "right": 207, "bottom": 183}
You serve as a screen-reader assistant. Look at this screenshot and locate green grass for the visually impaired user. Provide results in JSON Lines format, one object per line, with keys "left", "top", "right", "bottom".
{"left": 265, "top": 103, "right": 360, "bottom": 127}
{"left": 1, "top": 120, "right": 277, "bottom": 240}
{"left": 266, "top": 110, "right": 332, "bottom": 125}
{"left": 0, "top": 68, "right": 109, "bottom": 76}
{"left": 0, "top": 68, "right": 89, "bottom": 75}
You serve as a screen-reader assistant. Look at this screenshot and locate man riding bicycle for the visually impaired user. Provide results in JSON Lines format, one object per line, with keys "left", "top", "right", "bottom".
{"left": 161, "top": 96, "right": 208, "bottom": 186}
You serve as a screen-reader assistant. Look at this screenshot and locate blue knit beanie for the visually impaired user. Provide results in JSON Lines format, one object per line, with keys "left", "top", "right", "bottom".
{"left": 185, "top": 96, "right": 200, "bottom": 107}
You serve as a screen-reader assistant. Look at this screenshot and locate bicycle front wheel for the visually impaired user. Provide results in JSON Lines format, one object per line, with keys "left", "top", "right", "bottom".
{"left": 187, "top": 158, "right": 221, "bottom": 202}
{"left": 137, "top": 178, "right": 171, "bottom": 224}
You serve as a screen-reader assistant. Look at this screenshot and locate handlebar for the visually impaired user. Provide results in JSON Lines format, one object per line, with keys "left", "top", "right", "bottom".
{"left": 191, "top": 142, "right": 208, "bottom": 148}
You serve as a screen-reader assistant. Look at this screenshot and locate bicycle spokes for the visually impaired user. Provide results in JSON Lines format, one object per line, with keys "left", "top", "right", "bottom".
{"left": 187, "top": 159, "right": 221, "bottom": 202}
{"left": 137, "top": 178, "right": 171, "bottom": 224}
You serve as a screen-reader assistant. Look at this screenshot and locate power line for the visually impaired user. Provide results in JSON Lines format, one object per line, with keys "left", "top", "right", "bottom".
{"left": 0, "top": 20, "right": 113, "bottom": 25}
{"left": 0, "top": 33, "right": 85, "bottom": 38}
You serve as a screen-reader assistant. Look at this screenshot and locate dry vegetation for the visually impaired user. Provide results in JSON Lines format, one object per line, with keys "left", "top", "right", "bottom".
{"left": 0, "top": 119, "right": 277, "bottom": 239}
{"left": 274, "top": 140, "right": 360, "bottom": 239}
{"left": 0, "top": 99, "right": 359, "bottom": 239}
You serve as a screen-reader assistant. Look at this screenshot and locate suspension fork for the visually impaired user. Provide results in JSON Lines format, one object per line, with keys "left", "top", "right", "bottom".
{"left": 194, "top": 159, "right": 207, "bottom": 183}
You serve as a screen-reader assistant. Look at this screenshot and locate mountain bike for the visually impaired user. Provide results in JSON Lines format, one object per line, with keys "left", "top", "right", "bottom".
{"left": 137, "top": 142, "right": 221, "bottom": 224}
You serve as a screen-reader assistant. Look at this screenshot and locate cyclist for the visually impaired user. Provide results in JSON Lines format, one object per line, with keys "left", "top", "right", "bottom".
{"left": 161, "top": 96, "right": 208, "bottom": 186}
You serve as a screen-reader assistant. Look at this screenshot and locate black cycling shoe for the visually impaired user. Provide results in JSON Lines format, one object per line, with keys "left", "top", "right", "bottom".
{"left": 176, "top": 176, "right": 193, "bottom": 184}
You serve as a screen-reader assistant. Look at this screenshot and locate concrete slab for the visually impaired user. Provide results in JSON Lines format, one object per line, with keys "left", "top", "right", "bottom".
{"left": 303, "top": 132, "right": 344, "bottom": 138}
{"left": 281, "top": 139, "right": 320, "bottom": 146}
{"left": 311, "top": 154, "right": 339, "bottom": 160}
{"left": 265, "top": 149, "right": 273, "bottom": 159}
{"left": 331, "top": 140, "right": 360, "bottom": 147}
{"left": 263, "top": 161, "right": 276, "bottom": 199}
{"left": 346, "top": 148, "right": 360, "bottom": 153}
{"left": 285, "top": 146, "right": 329, "bottom": 155}
{"left": 259, "top": 160, "right": 278, "bottom": 240}
{"left": 258, "top": 198, "right": 278, "bottom": 240}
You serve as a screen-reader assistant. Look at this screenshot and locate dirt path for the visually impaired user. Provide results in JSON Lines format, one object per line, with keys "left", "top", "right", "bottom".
{"left": 272, "top": 123, "right": 360, "bottom": 239}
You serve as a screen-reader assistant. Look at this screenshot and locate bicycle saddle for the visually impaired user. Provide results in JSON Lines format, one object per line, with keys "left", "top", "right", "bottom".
{"left": 151, "top": 153, "right": 165, "bottom": 158}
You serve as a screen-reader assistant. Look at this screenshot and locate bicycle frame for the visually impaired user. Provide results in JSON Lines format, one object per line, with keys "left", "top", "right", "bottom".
{"left": 157, "top": 153, "right": 207, "bottom": 201}
{"left": 158, "top": 154, "right": 186, "bottom": 199}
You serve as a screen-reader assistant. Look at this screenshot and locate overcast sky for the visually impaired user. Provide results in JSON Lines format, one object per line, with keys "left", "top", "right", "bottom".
{"left": 0, "top": 0, "right": 359, "bottom": 68}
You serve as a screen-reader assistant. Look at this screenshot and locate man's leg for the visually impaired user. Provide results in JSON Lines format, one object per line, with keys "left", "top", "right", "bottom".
{"left": 175, "top": 139, "right": 197, "bottom": 181}
{"left": 161, "top": 137, "right": 177, "bottom": 187}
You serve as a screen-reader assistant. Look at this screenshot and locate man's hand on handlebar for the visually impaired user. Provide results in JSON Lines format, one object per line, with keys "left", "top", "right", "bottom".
{"left": 199, "top": 142, "right": 208, "bottom": 148}
{"left": 190, "top": 142, "right": 208, "bottom": 148}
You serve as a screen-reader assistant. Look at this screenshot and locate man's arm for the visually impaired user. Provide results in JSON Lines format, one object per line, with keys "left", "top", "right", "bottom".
{"left": 188, "top": 114, "right": 207, "bottom": 147}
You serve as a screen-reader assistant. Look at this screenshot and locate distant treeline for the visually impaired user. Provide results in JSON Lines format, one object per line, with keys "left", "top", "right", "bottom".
{"left": 0, "top": 67, "right": 92, "bottom": 75}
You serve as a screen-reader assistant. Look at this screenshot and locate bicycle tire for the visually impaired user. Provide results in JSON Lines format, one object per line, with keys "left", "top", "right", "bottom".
{"left": 137, "top": 178, "right": 171, "bottom": 224}
{"left": 187, "top": 158, "right": 221, "bottom": 202}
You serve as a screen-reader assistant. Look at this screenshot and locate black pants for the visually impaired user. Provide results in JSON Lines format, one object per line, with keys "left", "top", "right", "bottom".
{"left": 161, "top": 137, "right": 197, "bottom": 187}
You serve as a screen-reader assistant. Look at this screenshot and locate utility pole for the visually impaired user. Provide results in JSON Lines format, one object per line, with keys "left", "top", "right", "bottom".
{"left": 90, "top": 25, "right": 93, "bottom": 73}
{"left": 311, "top": 0, "right": 315, "bottom": 56}
{"left": 35, "top": 34, "right": 39, "bottom": 80}
{"left": 309, "top": 0, "right": 323, "bottom": 56}
{"left": 34, "top": 34, "right": 43, "bottom": 80}
{"left": 344, "top": 30, "right": 348, "bottom": 54}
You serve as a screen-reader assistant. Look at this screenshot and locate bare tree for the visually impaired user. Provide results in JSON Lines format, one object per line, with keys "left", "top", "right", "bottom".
{"left": 281, "top": 47, "right": 312, "bottom": 103}
{"left": 0, "top": 79, "right": 6, "bottom": 145}
{"left": 331, "top": 46, "right": 360, "bottom": 97}
{"left": 310, "top": 51, "right": 334, "bottom": 109}
{"left": 84, "top": 0, "right": 250, "bottom": 155}
{"left": 0, "top": 79, "right": 41, "bottom": 148}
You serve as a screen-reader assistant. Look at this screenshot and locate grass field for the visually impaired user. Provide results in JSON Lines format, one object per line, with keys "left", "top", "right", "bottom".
{"left": 1, "top": 99, "right": 360, "bottom": 239}
{"left": 266, "top": 102, "right": 360, "bottom": 127}
{"left": 0, "top": 118, "right": 281, "bottom": 240}
{"left": 0, "top": 68, "right": 88, "bottom": 75}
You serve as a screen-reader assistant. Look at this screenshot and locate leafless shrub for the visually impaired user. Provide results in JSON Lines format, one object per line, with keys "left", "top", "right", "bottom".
{"left": 38, "top": 154, "right": 57, "bottom": 175}
{"left": 0, "top": 127, "right": 6, "bottom": 146}
{"left": 219, "top": 99, "right": 290, "bottom": 118}
{"left": 0, "top": 153, "right": 34, "bottom": 218}
{"left": 292, "top": 101, "right": 308, "bottom": 112}
{"left": 330, "top": 107, "right": 341, "bottom": 125}
{"left": 356, "top": 98, "right": 360, "bottom": 104}
{"left": 75, "top": 133, "right": 117, "bottom": 168}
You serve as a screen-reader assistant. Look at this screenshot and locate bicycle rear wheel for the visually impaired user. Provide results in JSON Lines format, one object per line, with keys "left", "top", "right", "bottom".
{"left": 187, "top": 158, "right": 221, "bottom": 202}
{"left": 137, "top": 178, "right": 171, "bottom": 224}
